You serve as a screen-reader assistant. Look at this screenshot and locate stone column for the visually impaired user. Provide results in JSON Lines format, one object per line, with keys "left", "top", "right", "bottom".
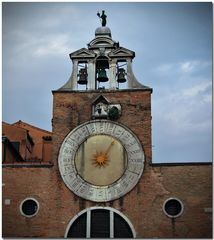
{"left": 109, "top": 59, "right": 117, "bottom": 89}
{"left": 87, "top": 60, "right": 96, "bottom": 90}
{"left": 71, "top": 60, "right": 78, "bottom": 90}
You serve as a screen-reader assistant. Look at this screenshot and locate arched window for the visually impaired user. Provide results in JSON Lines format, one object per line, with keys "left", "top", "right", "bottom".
{"left": 65, "top": 207, "right": 136, "bottom": 238}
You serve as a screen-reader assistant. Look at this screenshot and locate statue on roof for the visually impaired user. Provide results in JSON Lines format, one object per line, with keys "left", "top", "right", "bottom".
{"left": 97, "top": 10, "right": 107, "bottom": 27}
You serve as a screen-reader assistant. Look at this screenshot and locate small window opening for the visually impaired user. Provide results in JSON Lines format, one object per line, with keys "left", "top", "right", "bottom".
{"left": 11, "top": 141, "right": 20, "bottom": 152}
{"left": 20, "top": 198, "right": 39, "bottom": 217}
{"left": 163, "top": 198, "right": 184, "bottom": 218}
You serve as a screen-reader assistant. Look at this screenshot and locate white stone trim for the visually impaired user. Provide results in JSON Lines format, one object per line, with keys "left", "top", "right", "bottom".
{"left": 19, "top": 197, "right": 39, "bottom": 218}
{"left": 110, "top": 210, "right": 114, "bottom": 238}
{"left": 64, "top": 206, "right": 136, "bottom": 238}
{"left": 86, "top": 210, "right": 91, "bottom": 238}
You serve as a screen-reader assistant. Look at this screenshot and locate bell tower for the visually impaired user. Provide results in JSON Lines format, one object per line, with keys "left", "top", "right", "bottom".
{"left": 59, "top": 11, "right": 147, "bottom": 91}
{"left": 52, "top": 11, "right": 152, "bottom": 238}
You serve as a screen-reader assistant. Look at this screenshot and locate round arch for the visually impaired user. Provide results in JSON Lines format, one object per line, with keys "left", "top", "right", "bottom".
{"left": 65, "top": 206, "right": 136, "bottom": 238}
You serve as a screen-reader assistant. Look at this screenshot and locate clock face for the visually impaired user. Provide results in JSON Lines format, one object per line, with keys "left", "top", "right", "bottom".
{"left": 75, "top": 134, "right": 128, "bottom": 186}
{"left": 58, "top": 120, "right": 145, "bottom": 202}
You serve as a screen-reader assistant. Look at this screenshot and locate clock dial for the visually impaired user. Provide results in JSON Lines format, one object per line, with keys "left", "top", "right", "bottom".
{"left": 58, "top": 120, "right": 145, "bottom": 202}
{"left": 75, "top": 135, "right": 128, "bottom": 186}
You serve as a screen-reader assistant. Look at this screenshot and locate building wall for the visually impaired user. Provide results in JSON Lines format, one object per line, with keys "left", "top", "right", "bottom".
{"left": 42, "top": 138, "right": 53, "bottom": 162}
{"left": 2, "top": 121, "right": 52, "bottom": 162}
{"left": 135, "top": 164, "right": 212, "bottom": 238}
{"left": 52, "top": 89, "right": 152, "bottom": 166}
{"left": 13, "top": 121, "right": 52, "bottom": 162}
{"left": 2, "top": 122, "right": 30, "bottom": 160}
{"left": 2, "top": 141, "right": 19, "bottom": 163}
{"left": 2, "top": 89, "right": 212, "bottom": 238}
{"left": 2, "top": 164, "right": 212, "bottom": 238}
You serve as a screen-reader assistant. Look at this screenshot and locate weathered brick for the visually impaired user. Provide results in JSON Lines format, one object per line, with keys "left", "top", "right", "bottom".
{"left": 2, "top": 89, "right": 212, "bottom": 238}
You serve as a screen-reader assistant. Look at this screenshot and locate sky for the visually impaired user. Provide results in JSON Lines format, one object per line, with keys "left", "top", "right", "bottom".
{"left": 2, "top": 2, "right": 212, "bottom": 163}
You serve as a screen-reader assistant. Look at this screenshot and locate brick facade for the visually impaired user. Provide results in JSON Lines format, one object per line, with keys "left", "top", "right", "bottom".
{"left": 52, "top": 89, "right": 152, "bottom": 165}
{"left": 2, "top": 88, "right": 212, "bottom": 238}
{"left": 2, "top": 161, "right": 212, "bottom": 238}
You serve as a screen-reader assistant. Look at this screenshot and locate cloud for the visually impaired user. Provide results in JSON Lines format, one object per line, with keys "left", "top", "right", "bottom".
{"left": 5, "top": 30, "right": 72, "bottom": 58}
{"left": 179, "top": 60, "right": 211, "bottom": 73}
{"left": 156, "top": 60, "right": 211, "bottom": 75}
{"left": 181, "top": 81, "right": 211, "bottom": 99}
{"left": 156, "top": 63, "right": 173, "bottom": 73}
{"left": 153, "top": 78, "right": 212, "bottom": 137}
{"left": 32, "top": 34, "right": 71, "bottom": 57}
{"left": 179, "top": 61, "right": 198, "bottom": 73}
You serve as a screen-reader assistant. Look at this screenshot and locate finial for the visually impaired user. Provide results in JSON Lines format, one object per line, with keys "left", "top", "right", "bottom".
{"left": 97, "top": 10, "right": 107, "bottom": 27}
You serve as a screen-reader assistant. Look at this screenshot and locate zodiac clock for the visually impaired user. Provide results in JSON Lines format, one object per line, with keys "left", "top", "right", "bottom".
{"left": 58, "top": 120, "right": 145, "bottom": 202}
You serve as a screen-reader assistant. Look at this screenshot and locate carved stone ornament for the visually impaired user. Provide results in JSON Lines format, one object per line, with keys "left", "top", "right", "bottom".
{"left": 58, "top": 120, "right": 145, "bottom": 202}
{"left": 92, "top": 95, "right": 121, "bottom": 119}
{"left": 93, "top": 101, "right": 109, "bottom": 117}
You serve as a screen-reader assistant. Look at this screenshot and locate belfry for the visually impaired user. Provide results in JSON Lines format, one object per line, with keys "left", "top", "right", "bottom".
{"left": 60, "top": 11, "right": 149, "bottom": 91}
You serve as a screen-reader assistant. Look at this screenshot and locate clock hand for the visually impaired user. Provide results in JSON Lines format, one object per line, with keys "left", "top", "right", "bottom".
{"left": 104, "top": 140, "right": 115, "bottom": 155}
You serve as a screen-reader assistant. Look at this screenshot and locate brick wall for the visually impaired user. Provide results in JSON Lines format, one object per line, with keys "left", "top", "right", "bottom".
{"left": 2, "top": 89, "right": 212, "bottom": 238}
{"left": 2, "top": 163, "right": 212, "bottom": 238}
{"left": 52, "top": 89, "right": 152, "bottom": 166}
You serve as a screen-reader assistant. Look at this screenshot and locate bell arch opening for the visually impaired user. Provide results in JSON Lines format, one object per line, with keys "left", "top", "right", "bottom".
{"left": 65, "top": 207, "right": 136, "bottom": 238}
{"left": 77, "top": 61, "right": 88, "bottom": 90}
{"left": 96, "top": 56, "right": 109, "bottom": 89}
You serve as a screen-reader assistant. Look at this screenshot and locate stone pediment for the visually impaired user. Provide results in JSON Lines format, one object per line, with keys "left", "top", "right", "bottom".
{"left": 92, "top": 95, "right": 110, "bottom": 105}
{"left": 108, "top": 47, "right": 135, "bottom": 58}
{"left": 69, "top": 48, "right": 96, "bottom": 59}
{"left": 88, "top": 37, "right": 118, "bottom": 49}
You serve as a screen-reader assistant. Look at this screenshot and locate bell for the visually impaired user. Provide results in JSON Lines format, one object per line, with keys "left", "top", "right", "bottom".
{"left": 97, "top": 68, "right": 108, "bottom": 82}
{"left": 77, "top": 68, "right": 88, "bottom": 85}
{"left": 117, "top": 68, "right": 126, "bottom": 83}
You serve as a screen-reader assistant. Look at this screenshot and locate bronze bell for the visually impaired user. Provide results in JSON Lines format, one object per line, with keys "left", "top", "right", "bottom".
{"left": 117, "top": 68, "right": 126, "bottom": 83}
{"left": 77, "top": 68, "right": 88, "bottom": 85}
{"left": 97, "top": 68, "right": 108, "bottom": 82}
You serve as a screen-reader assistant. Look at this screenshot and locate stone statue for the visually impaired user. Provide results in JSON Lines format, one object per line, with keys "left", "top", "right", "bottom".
{"left": 97, "top": 10, "right": 107, "bottom": 27}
